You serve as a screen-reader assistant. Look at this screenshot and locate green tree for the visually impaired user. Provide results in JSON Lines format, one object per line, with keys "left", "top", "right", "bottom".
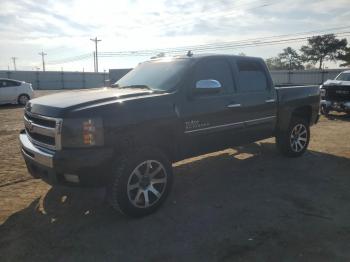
{"left": 300, "top": 34, "right": 347, "bottom": 69}
{"left": 278, "top": 47, "right": 304, "bottom": 70}
{"left": 337, "top": 47, "right": 350, "bottom": 67}
{"left": 265, "top": 57, "right": 285, "bottom": 70}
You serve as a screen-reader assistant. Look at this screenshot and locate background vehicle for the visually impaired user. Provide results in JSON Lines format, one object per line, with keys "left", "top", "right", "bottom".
{"left": 0, "top": 78, "right": 33, "bottom": 105}
{"left": 19, "top": 54, "right": 320, "bottom": 217}
{"left": 320, "top": 70, "right": 350, "bottom": 115}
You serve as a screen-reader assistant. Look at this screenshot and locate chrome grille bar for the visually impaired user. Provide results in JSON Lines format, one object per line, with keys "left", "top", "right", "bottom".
{"left": 24, "top": 111, "right": 63, "bottom": 151}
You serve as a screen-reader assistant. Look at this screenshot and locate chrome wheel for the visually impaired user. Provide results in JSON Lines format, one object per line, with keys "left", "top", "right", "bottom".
{"left": 127, "top": 160, "right": 167, "bottom": 208}
{"left": 19, "top": 95, "right": 29, "bottom": 105}
{"left": 290, "top": 124, "right": 308, "bottom": 152}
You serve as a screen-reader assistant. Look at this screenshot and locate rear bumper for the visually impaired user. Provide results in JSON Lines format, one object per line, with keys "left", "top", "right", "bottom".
{"left": 19, "top": 130, "right": 113, "bottom": 186}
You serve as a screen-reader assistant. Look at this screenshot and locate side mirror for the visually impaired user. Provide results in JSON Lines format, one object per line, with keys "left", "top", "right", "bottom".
{"left": 194, "top": 79, "right": 222, "bottom": 94}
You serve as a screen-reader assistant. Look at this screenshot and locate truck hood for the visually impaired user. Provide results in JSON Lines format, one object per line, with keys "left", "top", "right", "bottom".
{"left": 26, "top": 87, "right": 160, "bottom": 117}
{"left": 323, "top": 79, "right": 350, "bottom": 87}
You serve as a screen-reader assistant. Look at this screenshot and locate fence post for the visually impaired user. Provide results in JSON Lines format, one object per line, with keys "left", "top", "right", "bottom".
{"left": 321, "top": 70, "right": 326, "bottom": 84}
{"left": 61, "top": 71, "right": 65, "bottom": 89}
{"left": 36, "top": 71, "right": 40, "bottom": 90}
{"left": 287, "top": 70, "right": 291, "bottom": 85}
{"left": 103, "top": 71, "right": 106, "bottom": 86}
{"left": 82, "top": 71, "right": 86, "bottom": 89}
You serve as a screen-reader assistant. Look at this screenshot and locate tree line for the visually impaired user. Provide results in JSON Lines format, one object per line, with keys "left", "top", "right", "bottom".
{"left": 265, "top": 34, "right": 350, "bottom": 70}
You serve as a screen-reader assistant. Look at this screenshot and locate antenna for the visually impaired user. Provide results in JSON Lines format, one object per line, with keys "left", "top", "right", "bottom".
{"left": 186, "top": 50, "right": 193, "bottom": 57}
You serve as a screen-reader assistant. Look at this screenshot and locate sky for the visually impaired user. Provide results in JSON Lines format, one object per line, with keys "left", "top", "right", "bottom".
{"left": 0, "top": 0, "right": 350, "bottom": 71}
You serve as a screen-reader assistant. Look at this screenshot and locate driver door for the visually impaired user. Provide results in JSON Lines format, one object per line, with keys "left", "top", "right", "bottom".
{"left": 179, "top": 57, "right": 243, "bottom": 156}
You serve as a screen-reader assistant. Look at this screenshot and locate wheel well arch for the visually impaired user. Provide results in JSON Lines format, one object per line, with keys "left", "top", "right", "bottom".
{"left": 291, "top": 105, "right": 312, "bottom": 124}
{"left": 114, "top": 125, "right": 180, "bottom": 163}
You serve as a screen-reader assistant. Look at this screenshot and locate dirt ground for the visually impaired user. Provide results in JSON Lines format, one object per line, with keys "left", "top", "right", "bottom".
{"left": 0, "top": 92, "right": 350, "bottom": 261}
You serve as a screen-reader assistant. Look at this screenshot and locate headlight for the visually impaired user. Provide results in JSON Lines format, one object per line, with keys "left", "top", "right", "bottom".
{"left": 320, "top": 89, "right": 326, "bottom": 97}
{"left": 62, "top": 118, "right": 104, "bottom": 148}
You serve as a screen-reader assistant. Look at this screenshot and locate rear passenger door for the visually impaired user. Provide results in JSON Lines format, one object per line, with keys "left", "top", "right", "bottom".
{"left": 233, "top": 59, "right": 277, "bottom": 140}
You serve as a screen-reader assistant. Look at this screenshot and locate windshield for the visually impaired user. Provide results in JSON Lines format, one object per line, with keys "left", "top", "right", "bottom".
{"left": 335, "top": 72, "right": 350, "bottom": 81}
{"left": 114, "top": 59, "right": 190, "bottom": 91}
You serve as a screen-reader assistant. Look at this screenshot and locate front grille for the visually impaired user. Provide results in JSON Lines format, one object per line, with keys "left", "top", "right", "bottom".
{"left": 24, "top": 111, "right": 62, "bottom": 150}
{"left": 25, "top": 112, "right": 56, "bottom": 128}
{"left": 324, "top": 86, "right": 350, "bottom": 101}
{"left": 26, "top": 131, "right": 55, "bottom": 145}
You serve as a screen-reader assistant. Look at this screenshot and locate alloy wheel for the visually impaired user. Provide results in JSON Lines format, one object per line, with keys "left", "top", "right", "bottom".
{"left": 127, "top": 160, "right": 167, "bottom": 208}
{"left": 290, "top": 123, "right": 308, "bottom": 152}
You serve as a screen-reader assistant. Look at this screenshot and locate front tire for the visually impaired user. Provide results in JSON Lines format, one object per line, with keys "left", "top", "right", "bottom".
{"left": 107, "top": 148, "right": 173, "bottom": 217}
{"left": 276, "top": 117, "right": 310, "bottom": 157}
{"left": 18, "top": 94, "right": 29, "bottom": 105}
{"left": 320, "top": 104, "right": 330, "bottom": 116}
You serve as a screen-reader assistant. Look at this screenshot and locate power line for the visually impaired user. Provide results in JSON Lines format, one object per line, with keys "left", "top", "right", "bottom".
{"left": 98, "top": 30, "right": 350, "bottom": 57}
{"left": 47, "top": 53, "right": 92, "bottom": 65}
{"left": 38, "top": 51, "right": 47, "bottom": 72}
{"left": 90, "top": 37, "right": 102, "bottom": 72}
{"left": 11, "top": 57, "right": 17, "bottom": 71}
{"left": 45, "top": 26, "right": 350, "bottom": 65}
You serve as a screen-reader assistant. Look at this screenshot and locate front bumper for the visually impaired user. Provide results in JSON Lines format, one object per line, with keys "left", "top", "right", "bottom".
{"left": 19, "top": 130, "right": 113, "bottom": 186}
{"left": 320, "top": 100, "right": 350, "bottom": 112}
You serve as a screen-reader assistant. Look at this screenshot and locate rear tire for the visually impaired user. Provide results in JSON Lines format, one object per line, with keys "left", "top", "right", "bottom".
{"left": 18, "top": 94, "right": 29, "bottom": 105}
{"left": 276, "top": 117, "right": 310, "bottom": 157}
{"left": 107, "top": 148, "right": 173, "bottom": 217}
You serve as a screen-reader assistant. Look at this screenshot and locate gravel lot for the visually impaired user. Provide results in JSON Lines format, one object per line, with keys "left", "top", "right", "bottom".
{"left": 0, "top": 90, "right": 350, "bottom": 261}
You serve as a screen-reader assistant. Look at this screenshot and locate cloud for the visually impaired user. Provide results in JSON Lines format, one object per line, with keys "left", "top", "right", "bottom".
{"left": 0, "top": 0, "right": 349, "bottom": 71}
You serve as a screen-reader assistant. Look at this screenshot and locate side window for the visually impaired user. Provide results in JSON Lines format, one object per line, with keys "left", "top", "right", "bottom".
{"left": 193, "top": 59, "right": 234, "bottom": 95}
{"left": 0, "top": 81, "right": 7, "bottom": 88}
{"left": 237, "top": 60, "right": 268, "bottom": 92}
{"left": 6, "top": 80, "right": 18, "bottom": 87}
{"left": 12, "top": 81, "right": 21, "bottom": 86}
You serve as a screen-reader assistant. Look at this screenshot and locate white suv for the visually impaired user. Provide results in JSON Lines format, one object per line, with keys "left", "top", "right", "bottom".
{"left": 0, "top": 78, "right": 34, "bottom": 105}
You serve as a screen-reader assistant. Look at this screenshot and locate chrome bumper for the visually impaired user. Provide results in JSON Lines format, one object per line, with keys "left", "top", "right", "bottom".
{"left": 19, "top": 131, "right": 54, "bottom": 168}
{"left": 321, "top": 100, "right": 350, "bottom": 110}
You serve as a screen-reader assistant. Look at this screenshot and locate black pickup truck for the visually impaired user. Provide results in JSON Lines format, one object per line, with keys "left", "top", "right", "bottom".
{"left": 20, "top": 54, "right": 320, "bottom": 217}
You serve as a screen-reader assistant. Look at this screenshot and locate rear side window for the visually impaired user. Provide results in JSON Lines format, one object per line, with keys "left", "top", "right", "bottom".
{"left": 7, "top": 80, "right": 20, "bottom": 87}
{"left": 237, "top": 60, "right": 268, "bottom": 92}
{"left": 0, "top": 80, "right": 20, "bottom": 87}
{"left": 193, "top": 59, "right": 234, "bottom": 94}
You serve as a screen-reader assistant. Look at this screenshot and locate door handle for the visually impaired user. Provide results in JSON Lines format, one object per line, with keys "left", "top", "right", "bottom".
{"left": 227, "top": 103, "right": 241, "bottom": 108}
{"left": 265, "top": 99, "right": 275, "bottom": 103}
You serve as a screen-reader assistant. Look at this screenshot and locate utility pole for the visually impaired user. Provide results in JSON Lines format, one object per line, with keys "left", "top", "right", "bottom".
{"left": 39, "top": 51, "right": 47, "bottom": 72}
{"left": 90, "top": 37, "right": 101, "bottom": 72}
{"left": 93, "top": 51, "right": 96, "bottom": 72}
{"left": 11, "top": 57, "right": 17, "bottom": 71}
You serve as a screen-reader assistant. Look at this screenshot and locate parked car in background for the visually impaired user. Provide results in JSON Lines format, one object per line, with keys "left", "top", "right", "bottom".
{"left": 320, "top": 70, "right": 350, "bottom": 115}
{"left": 0, "top": 78, "right": 33, "bottom": 105}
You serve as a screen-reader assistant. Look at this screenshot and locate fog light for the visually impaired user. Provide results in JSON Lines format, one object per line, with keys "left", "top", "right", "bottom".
{"left": 64, "top": 173, "right": 80, "bottom": 183}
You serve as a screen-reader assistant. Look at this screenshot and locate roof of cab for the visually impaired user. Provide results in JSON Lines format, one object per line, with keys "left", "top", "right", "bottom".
{"left": 150, "top": 53, "right": 263, "bottom": 62}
